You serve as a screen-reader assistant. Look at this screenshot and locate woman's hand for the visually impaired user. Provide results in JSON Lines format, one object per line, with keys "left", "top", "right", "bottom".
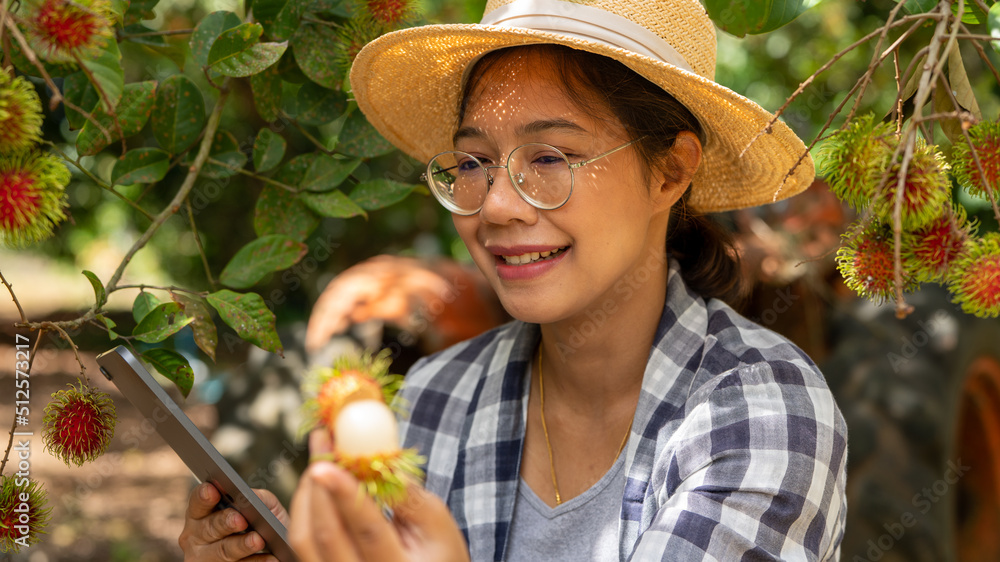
{"left": 289, "top": 462, "right": 470, "bottom": 562}
{"left": 178, "top": 482, "right": 289, "bottom": 561}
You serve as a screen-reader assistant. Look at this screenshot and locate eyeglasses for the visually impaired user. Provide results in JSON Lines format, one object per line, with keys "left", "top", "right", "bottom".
{"left": 420, "top": 139, "right": 641, "bottom": 215}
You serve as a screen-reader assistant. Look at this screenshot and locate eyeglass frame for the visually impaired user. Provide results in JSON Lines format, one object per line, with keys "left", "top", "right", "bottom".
{"left": 420, "top": 137, "right": 644, "bottom": 215}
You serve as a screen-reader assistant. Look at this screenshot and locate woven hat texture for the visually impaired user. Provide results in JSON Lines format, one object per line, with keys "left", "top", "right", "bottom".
{"left": 349, "top": 0, "right": 815, "bottom": 212}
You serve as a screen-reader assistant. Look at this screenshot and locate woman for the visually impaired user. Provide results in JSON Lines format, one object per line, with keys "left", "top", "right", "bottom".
{"left": 180, "top": 1, "right": 847, "bottom": 560}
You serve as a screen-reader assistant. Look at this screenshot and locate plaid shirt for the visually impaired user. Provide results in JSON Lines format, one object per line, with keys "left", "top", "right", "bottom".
{"left": 397, "top": 262, "right": 847, "bottom": 561}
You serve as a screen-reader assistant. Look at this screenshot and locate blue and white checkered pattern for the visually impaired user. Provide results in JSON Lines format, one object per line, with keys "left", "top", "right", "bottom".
{"left": 396, "top": 262, "right": 847, "bottom": 561}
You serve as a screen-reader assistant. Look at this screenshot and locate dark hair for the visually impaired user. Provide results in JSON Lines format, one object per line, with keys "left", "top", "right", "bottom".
{"left": 459, "top": 44, "right": 746, "bottom": 306}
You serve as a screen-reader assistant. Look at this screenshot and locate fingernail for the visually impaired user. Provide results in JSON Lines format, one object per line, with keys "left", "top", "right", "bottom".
{"left": 199, "top": 485, "right": 211, "bottom": 500}
{"left": 228, "top": 512, "right": 239, "bottom": 528}
{"left": 245, "top": 533, "right": 259, "bottom": 549}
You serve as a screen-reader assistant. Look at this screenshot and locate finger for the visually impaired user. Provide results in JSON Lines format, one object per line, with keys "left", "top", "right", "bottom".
{"left": 186, "top": 482, "right": 222, "bottom": 520}
{"left": 393, "top": 485, "right": 469, "bottom": 560}
{"left": 209, "top": 530, "right": 268, "bottom": 561}
{"left": 309, "top": 428, "right": 334, "bottom": 457}
{"left": 289, "top": 466, "right": 361, "bottom": 562}
{"left": 196, "top": 508, "right": 250, "bottom": 545}
{"left": 311, "top": 463, "right": 407, "bottom": 561}
{"left": 252, "top": 488, "right": 290, "bottom": 527}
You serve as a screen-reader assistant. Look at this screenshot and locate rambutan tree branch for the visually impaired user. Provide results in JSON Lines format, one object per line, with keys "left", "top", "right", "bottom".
{"left": 47, "top": 143, "right": 155, "bottom": 221}
{"left": 111, "top": 284, "right": 209, "bottom": 297}
{"left": 0, "top": 269, "right": 27, "bottom": 324}
{"left": 119, "top": 28, "right": 194, "bottom": 39}
{"left": 1, "top": 17, "right": 63, "bottom": 110}
{"left": 185, "top": 200, "right": 218, "bottom": 290}
{"left": 72, "top": 51, "right": 126, "bottom": 152}
{"left": 206, "top": 157, "right": 301, "bottom": 192}
{"left": 40, "top": 321, "right": 86, "bottom": 377}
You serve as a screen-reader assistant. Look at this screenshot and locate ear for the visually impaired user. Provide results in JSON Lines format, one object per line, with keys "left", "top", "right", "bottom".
{"left": 650, "top": 131, "right": 702, "bottom": 212}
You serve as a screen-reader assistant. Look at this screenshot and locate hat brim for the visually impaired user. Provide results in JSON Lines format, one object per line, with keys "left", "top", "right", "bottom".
{"left": 349, "top": 23, "right": 815, "bottom": 212}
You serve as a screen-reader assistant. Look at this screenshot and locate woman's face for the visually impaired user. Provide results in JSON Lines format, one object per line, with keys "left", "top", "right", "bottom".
{"left": 452, "top": 50, "right": 687, "bottom": 324}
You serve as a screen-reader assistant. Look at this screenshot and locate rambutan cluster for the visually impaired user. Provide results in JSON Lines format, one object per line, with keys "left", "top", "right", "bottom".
{"left": 25, "top": 0, "right": 114, "bottom": 62}
{"left": 0, "top": 69, "right": 44, "bottom": 154}
{"left": 0, "top": 151, "right": 71, "bottom": 248}
{"left": 0, "top": 475, "right": 51, "bottom": 553}
{"left": 42, "top": 380, "right": 118, "bottom": 467}
{"left": 301, "top": 350, "right": 424, "bottom": 507}
{"left": 823, "top": 115, "right": 1000, "bottom": 318}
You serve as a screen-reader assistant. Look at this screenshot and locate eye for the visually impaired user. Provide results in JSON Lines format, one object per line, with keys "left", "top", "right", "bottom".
{"left": 533, "top": 154, "right": 564, "bottom": 166}
{"left": 455, "top": 155, "right": 484, "bottom": 173}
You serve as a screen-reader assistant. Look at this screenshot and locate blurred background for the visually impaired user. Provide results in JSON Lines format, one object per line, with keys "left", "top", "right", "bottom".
{"left": 2, "top": 0, "right": 999, "bottom": 560}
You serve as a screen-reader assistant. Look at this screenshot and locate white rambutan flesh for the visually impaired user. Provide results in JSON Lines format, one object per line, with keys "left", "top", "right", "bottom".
{"left": 333, "top": 399, "right": 400, "bottom": 457}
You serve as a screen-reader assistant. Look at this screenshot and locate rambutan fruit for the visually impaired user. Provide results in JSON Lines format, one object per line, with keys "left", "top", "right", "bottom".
{"left": 363, "top": 0, "right": 420, "bottom": 26}
{"left": 302, "top": 349, "right": 402, "bottom": 429}
{"left": 819, "top": 114, "right": 895, "bottom": 211}
{"left": 952, "top": 120, "right": 1000, "bottom": 201}
{"left": 903, "top": 206, "right": 975, "bottom": 283}
{"left": 0, "top": 151, "right": 71, "bottom": 248}
{"left": 0, "top": 475, "right": 51, "bottom": 553}
{"left": 869, "top": 139, "right": 951, "bottom": 230}
{"left": 332, "top": 18, "right": 384, "bottom": 82}
{"left": 26, "top": 0, "right": 114, "bottom": 62}
{"left": 0, "top": 69, "right": 44, "bottom": 154}
{"left": 836, "top": 220, "right": 918, "bottom": 304}
{"left": 948, "top": 233, "right": 1000, "bottom": 319}
{"left": 42, "top": 380, "right": 117, "bottom": 467}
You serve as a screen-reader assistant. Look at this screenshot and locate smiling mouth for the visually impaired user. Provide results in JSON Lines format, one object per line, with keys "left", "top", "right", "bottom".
{"left": 500, "top": 246, "right": 569, "bottom": 266}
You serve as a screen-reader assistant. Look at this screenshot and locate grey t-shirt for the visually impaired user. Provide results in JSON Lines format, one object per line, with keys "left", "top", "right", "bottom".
{"left": 506, "top": 454, "right": 627, "bottom": 561}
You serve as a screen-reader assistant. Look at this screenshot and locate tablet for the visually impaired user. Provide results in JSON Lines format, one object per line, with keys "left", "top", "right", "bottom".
{"left": 96, "top": 346, "right": 298, "bottom": 562}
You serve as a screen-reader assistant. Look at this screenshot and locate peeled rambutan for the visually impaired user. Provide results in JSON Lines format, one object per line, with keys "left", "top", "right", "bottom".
{"left": 26, "top": 0, "right": 113, "bottom": 62}
{"left": 836, "top": 220, "right": 917, "bottom": 304}
{"left": 364, "top": 0, "right": 420, "bottom": 26}
{"left": 903, "top": 206, "right": 975, "bottom": 283}
{"left": 42, "top": 380, "right": 117, "bottom": 467}
{"left": 0, "top": 475, "right": 51, "bottom": 553}
{"left": 303, "top": 349, "right": 402, "bottom": 428}
{"left": 819, "top": 115, "right": 896, "bottom": 211}
{"left": 0, "top": 151, "right": 71, "bottom": 248}
{"left": 948, "top": 233, "right": 1000, "bottom": 319}
{"left": 952, "top": 120, "right": 1000, "bottom": 201}
{"left": 0, "top": 69, "right": 44, "bottom": 154}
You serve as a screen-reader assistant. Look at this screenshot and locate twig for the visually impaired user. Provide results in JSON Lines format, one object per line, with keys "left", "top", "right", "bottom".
{"left": 104, "top": 83, "right": 232, "bottom": 294}
{"left": 0, "top": 269, "right": 27, "bottom": 323}
{"left": 119, "top": 28, "right": 194, "bottom": 39}
{"left": 73, "top": 51, "right": 126, "bottom": 152}
{"left": 894, "top": 51, "right": 903, "bottom": 134}
{"left": 286, "top": 116, "right": 336, "bottom": 155}
{"left": 41, "top": 322, "right": 87, "bottom": 378}
{"left": 0, "top": 335, "right": 43, "bottom": 476}
{"left": 962, "top": 24, "right": 1000, "bottom": 86}
{"left": 2, "top": 17, "right": 64, "bottom": 110}
{"left": 206, "top": 157, "right": 300, "bottom": 192}
{"left": 844, "top": 1, "right": 910, "bottom": 130}
{"left": 186, "top": 199, "right": 217, "bottom": 289}
{"left": 301, "top": 16, "right": 342, "bottom": 28}
{"left": 0, "top": 0, "right": 10, "bottom": 51}
{"left": 112, "top": 283, "right": 209, "bottom": 296}
{"left": 47, "top": 143, "right": 155, "bottom": 221}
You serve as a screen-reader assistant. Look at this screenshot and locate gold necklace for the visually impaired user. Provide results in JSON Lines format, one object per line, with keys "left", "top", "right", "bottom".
{"left": 537, "top": 345, "right": 632, "bottom": 506}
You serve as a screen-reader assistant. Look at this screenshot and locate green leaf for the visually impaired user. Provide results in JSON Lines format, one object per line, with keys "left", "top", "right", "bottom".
{"left": 132, "top": 302, "right": 194, "bottom": 344}
{"left": 152, "top": 75, "right": 207, "bottom": 154}
{"left": 63, "top": 71, "right": 100, "bottom": 130}
{"left": 990, "top": 3, "right": 1000, "bottom": 55}
{"left": 190, "top": 11, "right": 243, "bottom": 67}
{"left": 200, "top": 131, "right": 249, "bottom": 179}
{"left": 112, "top": 148, "right": 171, "bottom": 185}
{"left": 82, "top": 39, "right": 125, "bottom": 111}
{"left": 294, "top": 82, "right": 348, "bottom": 126}
{"left": 208, "top": 23, "right": 264, "bottom": 66}
{"left": 254, "top": 0, "right": 305, "bottom": 41}
{"left": 349, "top": 179, "right": 419, "bottom": 211}
{"left": 77, "top": 81, "right": 157, "bottom": 156}
{"left": 82, "top": 270, "right": 107, "bottom": 307}
{"left": 250, "top": 64, "right": 283, "bottom": 122}
{"left": 132, "top": 292, "right": 162, "bottom": 323}
{"left": 953, "top": 2, "right": 989, "bottom": 24}
{"left": 175, "top": 295, "right": 219, "bottom": 362}
{"left": 337, "top": 110, "right": 395, "bottom": 158}
{"left": 124, "top": 0, "right": 160, "bottom": 25}
{"left": 301, "top": 153, "right": 361, "bottom": 191}
{"left": 254, "top": 184, "right": 320, "bottom": 241}
{"left": 97, "top": 314, "right": 120, "bottom": 340}
{"left": 220, "top": 235, "right": 308, "bottom": 289}
{"left": 704, "top": 0, "right": 818, "bottom": 37}
{"left": 253, "top": 129, "right": 287, "bottom": 172}
{"left": 899, "top": 0, "right": 937, "bottom": 14}
{"left": 109, "top": 0, "right": 128, "bottom": 26}
{"left": 213, "top": 42, "right": 288, "bottom": 77}
{"left": 10, "top": 47, "right": 77, "bottom": 78}
{"left": 141, "top": 349, "right": 194, "bottom": 397}
{"left": 292, "top": 23, "right": 344, "bottom": 89}
{"left": 301, "top": 189, "right": 367, "bottom": 218}
{"left": 206, "top": 290, "right": 283, "bottom": 354}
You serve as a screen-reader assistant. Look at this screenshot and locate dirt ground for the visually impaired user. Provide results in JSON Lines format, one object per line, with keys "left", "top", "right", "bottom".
{"left": 1, "top": 345, "right": 218, "bottom": 562}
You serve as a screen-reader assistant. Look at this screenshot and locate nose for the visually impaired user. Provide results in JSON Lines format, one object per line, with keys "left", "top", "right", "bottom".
{"left": 478, "top": 164, "right": 538, "bottom": 225}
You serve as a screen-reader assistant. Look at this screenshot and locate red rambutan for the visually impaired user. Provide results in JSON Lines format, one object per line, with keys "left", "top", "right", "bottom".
{"left": 0, "top": 151, "right": 71, "bottom": 248}
{"left": 869, "top": 139, "right": 951, "bottom": 230}
{"left": 952, "top": 120, "right": 1000, "bottom": 201}
{"left": 0, "top": 475, "right": 51, "bottom": 553}
{"left": 903, "top": 206, "right": 974, "bottom": 283}
{"left": 0, "top": 69, "right": 44, "bottom": 154}
{"left": 364, "top": 0, "right": 420, "bottom": 26}
{"left": 948, "top": 233, "right": 1000, "bottom": 319}
{"left": 42, "top": 380, "right": 117, "bottom": 467}
{"left": 27, "top": 0, "right": 113, "bottom": 62}
{"left": 836, "top": 220, "right": 917, "bottom": 304}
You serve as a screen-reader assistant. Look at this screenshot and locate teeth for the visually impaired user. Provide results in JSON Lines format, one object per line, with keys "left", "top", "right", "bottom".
{"left": 502, "top": 247, "right": 565, "bottom": 265}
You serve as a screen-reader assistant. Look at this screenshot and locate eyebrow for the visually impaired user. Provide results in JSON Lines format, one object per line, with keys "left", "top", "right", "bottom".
{"left": 452, "top": 119, "right": 590, "bottom": 146}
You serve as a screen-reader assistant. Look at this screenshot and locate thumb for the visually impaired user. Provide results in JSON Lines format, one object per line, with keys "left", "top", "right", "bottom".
{"left": 393, "top": 485, "right": 469, "bottom": 559}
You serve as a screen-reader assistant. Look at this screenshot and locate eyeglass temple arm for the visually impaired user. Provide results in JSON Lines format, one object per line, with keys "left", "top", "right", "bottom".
{"left": 568, "top": 137, "right": 644, "bottom": 170}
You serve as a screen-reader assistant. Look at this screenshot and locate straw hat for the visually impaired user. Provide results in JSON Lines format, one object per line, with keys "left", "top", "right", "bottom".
{"left": 349, "top": 0, "right": 815, "bottom": 212}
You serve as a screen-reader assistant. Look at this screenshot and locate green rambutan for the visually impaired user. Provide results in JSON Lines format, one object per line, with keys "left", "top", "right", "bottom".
{"left": 952, "top": 120, "right": 1000, "bottom": 201}
{"left": 948, "top": 233, "right": 1000, "bottom": 319}
{"left": 869, "top": 139, "right": 951, "bottom": 230}
{"left": 363, "top": 0, "right": 420, "bottom": 26}
{"left": 0, "top": 69, "right": 44, "bottom": 154}
{"left": 0, "top": 475, "right": 51, "bottom": 553}
{"left": 42, "top": 380, "right": 117, "bottom": 467}
{"left": 902, "top": 205, "right": 975, "bottom": 283}
{"left": 26, "top": 0, "right": 114, "bottom": 62}
{"left": 0, "top": 151, "right": 71, "bottom": 248}
{"left": 836, "top": 220, "right": 917, "bottom": 304}
{"left": 332, "top": 18, "right": 384, "bottom": 83}
{"left": 819, "top": 114, "right": 896, "bottom": 210}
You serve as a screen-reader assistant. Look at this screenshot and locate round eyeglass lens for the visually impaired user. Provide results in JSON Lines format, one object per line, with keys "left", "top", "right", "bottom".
{"left": 508, "top": 144, "right": 572, "bottom": 209}
{"left": 427, "top": 152, "right": 489, "bottom": 214}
